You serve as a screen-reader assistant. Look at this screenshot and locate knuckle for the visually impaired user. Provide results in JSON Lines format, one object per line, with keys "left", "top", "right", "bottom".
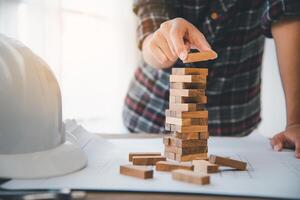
{"left": 172, "top": 17, "right": 186, "bottom": 25}
{"left": 153, "top": 31, "right": 162, "bottom": 40}
{"left": 160, "top": 21, "right": 170, "bottom": 30}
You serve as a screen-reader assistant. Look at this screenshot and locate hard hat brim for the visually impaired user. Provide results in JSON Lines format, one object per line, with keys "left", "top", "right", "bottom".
{"left": 0, "top": 141, "right": 87, "bottom": 179}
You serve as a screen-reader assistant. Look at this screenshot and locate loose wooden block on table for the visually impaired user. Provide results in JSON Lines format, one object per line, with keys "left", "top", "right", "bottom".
{"left": 172, "top": 68, "right": 208, "bottom": 76}
{"left": 209, "top": 155, "right": 247, "bottom": 170}
{"left": 174, "top": 132, "right": 209, "bottom": 140}
{"left": 132, "top": 155, "right": 166, "bottom": 165}
{"left": 165, "top": 124, "right": 208, "bottom": 133}
{"left": 170, "top": 75, "right": 206, "bottom": 83}
{"left": 156, "top": 161, "right": 193, "bottom": 172}
{"left": 166, "top": 117, "right": 208, "bottom": 126}
{"left": 193, "top": 160, "right": 219, "bottom": 173}
{"left": 120, "top": 164, "right": 153, "bottom": 179}
{"left": 170, "top": 96, "right": 207, "bottom": 104}
{"left": 170, "top": 82, "right": 206, "bottom": 89}
{"left": 170, "top": 89, "right": 205, "bottom": 97}
{"left": 165, "top": 110, "right": 208, "bottom": 119}
{"left": 168, "top": 103, "right": 204, "bottom": 112}
{"left": 183, "top": 51, "right": 217, "bottom": 63}
{"left": 165, "top": 145, "right": 207, "bottom": 155}
{"left": 172, "top": 169, "right": 210, "bottom": 185}
{"left": 163, "top": 136, "right": 207, "bottom": 148}
{"left": 128, "top": 152, "right": 161, "bottom": 162}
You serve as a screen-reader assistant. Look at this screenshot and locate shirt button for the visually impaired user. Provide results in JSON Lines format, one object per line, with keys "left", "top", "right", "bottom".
{"left": 211, "top": 12, "right": 219, "bottom": 20}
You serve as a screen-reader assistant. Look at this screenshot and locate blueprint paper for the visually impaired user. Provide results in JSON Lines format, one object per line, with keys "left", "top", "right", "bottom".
{"left": 2, "top": 122, "right": 300, "bottom": 199}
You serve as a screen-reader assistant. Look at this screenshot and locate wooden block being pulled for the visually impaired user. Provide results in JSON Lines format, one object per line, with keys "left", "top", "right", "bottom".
{"left": 172, "top": 68, "right": 208, "bottom": 76}
{"left": 193, "top": 160, "right": 219, "bottom": 173}
{"left": 129, "top": 152, "right": 161, "bottom": 162}
{"left": 170, "top": 75, "right": 206, "bottom": 83}
{"left": 183, "top": 51, "right": 217, "bottom": 63}
{"left": 166, "top": 117, "right": 208, "bottom": 126}
{"left": 172, "top": 169, "right": 210, "bottom": 185}
{"left": 209, "top": 155, "right": 247, "bottom": 170}
{"left": 170, "top": 89, "right": 205, "bottom": 97}
{"left": 163, "top": 136, "right": 207, "bottom": 148}
{"left": 156, "top": 161, "right": 193, "bottom": 172}
{"left": 132, "top": 155, "right": 166, "bottom": 165}
{"left": 170, "top": 82, "right": 206, "bottom": 89}
{"left": 175, "top": 153, "right": 208, "bottom": 162}
{"left": 165, "top": 110, "right": 208, "bottom": 119}
{"left": 170, "top": 96, "right": 207, "bottom": 104}
{"left": 168, "top": 103, "right": 204, "bottom": 112}
{"left": 120, "top": 164, "right": 153, "bottom": 179}
{"left": 165, "top": 145, "right": 207, "bottom": 155}
{"left": 165, "top": 124, "right": 208, "bottom": 133}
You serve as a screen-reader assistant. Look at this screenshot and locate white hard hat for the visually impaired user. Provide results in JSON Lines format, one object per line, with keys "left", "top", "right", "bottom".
{"left": 0, "top": 34, "right": 87, "bottom": 179}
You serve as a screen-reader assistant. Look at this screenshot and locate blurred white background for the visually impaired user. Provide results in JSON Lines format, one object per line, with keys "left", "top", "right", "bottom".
{"left": 0, "top": 0, "right": 286, "bottom": 137}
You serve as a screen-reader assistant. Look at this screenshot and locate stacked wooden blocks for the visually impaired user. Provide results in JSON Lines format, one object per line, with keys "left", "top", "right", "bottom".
{"left": 164, "top": 68, "right": 209, "bottom": 162}
{"left": 119, "top": 51, "right": 248, "bottom": 185}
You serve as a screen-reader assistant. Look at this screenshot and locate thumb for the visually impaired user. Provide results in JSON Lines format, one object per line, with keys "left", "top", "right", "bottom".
{"left": 270, "top": 132, "right": 286, "bottom": 151}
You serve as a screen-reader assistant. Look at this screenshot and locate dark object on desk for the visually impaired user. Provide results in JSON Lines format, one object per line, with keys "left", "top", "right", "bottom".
{"left": 0, "top": 189, "right": 86, "bottom": 200}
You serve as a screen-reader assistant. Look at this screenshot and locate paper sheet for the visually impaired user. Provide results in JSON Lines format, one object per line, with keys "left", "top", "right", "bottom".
{"left": 2, "top": 121, "right": 300, "bottom": 199}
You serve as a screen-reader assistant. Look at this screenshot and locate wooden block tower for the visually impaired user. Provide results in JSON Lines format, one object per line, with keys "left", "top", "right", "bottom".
{"left": 164, "top": 67, "right": 209, "bottom": 162}
{"left": 163, "top": 50, "right": 217, "bottom": 162}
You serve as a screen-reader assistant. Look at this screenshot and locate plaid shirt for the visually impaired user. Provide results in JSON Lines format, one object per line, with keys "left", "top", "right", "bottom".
{"left": 123, "top": 0, "right": 300, "bottom": 136}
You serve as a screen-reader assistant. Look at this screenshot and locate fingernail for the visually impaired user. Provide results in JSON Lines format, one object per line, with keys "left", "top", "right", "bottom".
{"left": 274, "top": 145, "right": 281, "bottom": 151}
{"left": 179, "top": 50, "right": 187, "bottom": 60}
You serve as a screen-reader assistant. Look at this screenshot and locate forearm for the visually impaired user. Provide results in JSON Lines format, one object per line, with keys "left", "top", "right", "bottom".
{"left": 272, "top": 19, "right": 300, "bottom": 126}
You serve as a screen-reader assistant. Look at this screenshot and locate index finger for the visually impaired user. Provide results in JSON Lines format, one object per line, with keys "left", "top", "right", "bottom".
{"left": 169, "top": 25, "right": 188, "bottom": 60}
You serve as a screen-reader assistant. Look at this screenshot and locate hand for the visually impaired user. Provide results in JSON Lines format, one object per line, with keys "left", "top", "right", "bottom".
{"left": 270, "top": 124, "right": 300, "bottom": 158}
{"left": 142, "top": 18, "right": 212, "bottom": 69}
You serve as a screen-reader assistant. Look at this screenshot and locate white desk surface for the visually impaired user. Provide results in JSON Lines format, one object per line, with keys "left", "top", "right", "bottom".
{"left": 2, "top": 121, "right": 300, "bottom": 200}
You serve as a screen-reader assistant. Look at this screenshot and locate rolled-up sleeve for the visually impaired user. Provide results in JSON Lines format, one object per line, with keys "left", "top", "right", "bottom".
{"left": 261, "top": 0, "right": 300, "bottom": 38}
{"left": 133, "top": 0, "right": 180, "bottom": 50}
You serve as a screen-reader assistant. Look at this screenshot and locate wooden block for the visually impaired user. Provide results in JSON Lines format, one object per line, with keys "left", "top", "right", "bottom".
{"left": 129, "top": 152, "right": 161, "bottom": 162}
{"left": 183, "top": 51, "right": 217, "bottom": 63}
{"left": 156, "top": 161, "right": 193, "bottom": 172}
{"left": 164, "top": 150, "right": 176, "bottom": 160}
{"left": 170, "top": 82, "right": 206, "bottom": 89}
{"left": 172, "top": 68, "right": 208, "bottom": 76}
{"left": 175, "top": 153, "right": 208, "bottom": 162}
{"left": 165, "top": 145, "right": 207, "bottom": 155}
{"left": 166, "top": 117, "right": 208, "bottom": 126}
{"left": 209, "top": 155, "right": 247, "bottom": 170}
{"left": 170, "top": 75, "right": 206, "bottom": 83}
{"left": 170, "top": 89, "right": 205, "bottom": 97}
{"left": 163, "top": 136, "right": 170, "bottom": 145}
{"left": 199, "top": 132, "right": 209, "bottom": 139}
{"left": 193, "top": 160, "right": 219, "bottom": 173}
{"left": 163, "top": 136, "right": 207, "bottom": 148}
{"left": 132, "top": 155, "right": 166, "bottom": 165}
{"left": 165, "top": 110, "right": 208, "bottom": 119}
{"left": 165, "top": 123, "right": 171, "bottom": 132}
{"left": 174, "top": 132, "right": 201, "bottom": 139}
{"left": 174, "top": 131, "right": 209, "bottom": 139}
{"left": 168, "top": 103, "right": 204, "bottom": 112}
{"left": 172, "top": 169, "right": 210, "bottom": 185}
{"left": 120, "top": 164, "right": 153, "bottom": 179}
{"left": 165, "top": 124, "right": 208, "bottom": 133}
{"left": 170, "top": 96, "right": 207, "bottom": 104}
